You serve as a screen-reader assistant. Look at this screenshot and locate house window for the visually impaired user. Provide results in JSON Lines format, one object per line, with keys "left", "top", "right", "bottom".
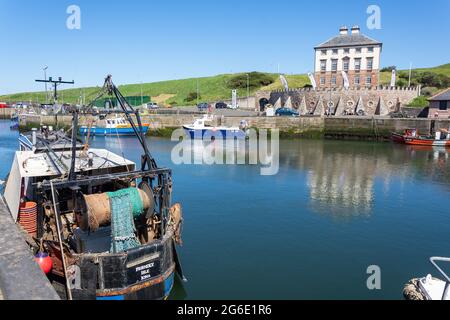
{"left": 439, "top": 101, "right": 448, "bottom": 110}
{"left": 356, "top": 48, "right": 362, "bottom": 54}
{"left": 355, "top": 76, "right": 360, "bottom": 85}
{"left": 355, "top": 58, "right": 361, "bottom": 71}
{"left": 344, "top": 48, "right": 350, "bottom": 54}
{"left": 331, "top": 59, "right": 338, "bottom": 72}
{"left": 367, "top": 47, "right": 374, "bottom": 53}
{"left": 320, "top": 60, "right": 327, "bottom": 72}
{"left": 367, "top": 58, "right": 373, "bottom": 70}
{"left": 321, "top": 50, "right": 327, "bottom": 55}
{"left": 343, "top": 58, "right": 350, "bottom": 72}
{"left": 320, "top": 77, "right": 325, "bottom": 85}
{"left": 366, "top": 76, "right": 372, "bottom": 85}
{"left": 332, "top": 49, "right": 338, "bottom": 55}
{"left": 331, "top": 75, "right": 337, "bottom": 86}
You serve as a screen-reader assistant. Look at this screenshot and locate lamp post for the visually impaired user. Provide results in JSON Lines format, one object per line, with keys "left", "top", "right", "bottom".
{"left": 246, "top": 73, "right": 250, "bottom": 109}
{"left": 43, "top": 66, "right": 48, "bottom": 103}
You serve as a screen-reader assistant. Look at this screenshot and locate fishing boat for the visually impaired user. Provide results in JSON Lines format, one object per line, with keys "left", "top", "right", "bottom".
{"left": 79, "top": 116, "right": 150, "bottom": 136}
{"left": 1, "top": 75, "right": 185, "bottom": 300}
{"left": 182, "top": 115, "right": 247, "bottom": 139}
{"left": 391, "top": 128, "right": 450, "bottom": 147}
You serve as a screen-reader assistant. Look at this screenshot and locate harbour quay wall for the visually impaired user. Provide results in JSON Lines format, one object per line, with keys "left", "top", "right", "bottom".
{"left": 323, "top": 117, "right": 450, "bottom": 140}
{"left": 0, "top": 108, "right": 13, "bottom": 119}
{"left": 0, "top": 198, "right": 60, "bottom": 300}
{"left": 17, "top": 114, "right": 450, "bottom": 141}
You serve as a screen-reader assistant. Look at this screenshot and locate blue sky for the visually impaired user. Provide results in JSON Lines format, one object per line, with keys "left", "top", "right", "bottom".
{"left": 0, "top": 0, "right": 449, "bottom": 94}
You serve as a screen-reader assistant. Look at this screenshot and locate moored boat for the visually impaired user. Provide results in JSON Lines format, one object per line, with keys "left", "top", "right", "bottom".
{"left": 2, "top": 75, "right": 185, "bottom": 300}
{"left": 79, "top": 116, "right": 150, "bottom": 136}
{"left": 182, "top": 115, "right": 247, "bottom": 139}
{"left": 403, "top": 257, "right": 450, "bottom": 300}
{"left": 391, "top": 128, "right": 450, "bottom": 147}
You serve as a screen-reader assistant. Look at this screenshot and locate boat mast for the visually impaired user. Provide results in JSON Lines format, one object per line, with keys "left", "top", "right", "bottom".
{"left": 68, "top": 110, "right": 79, "bottom": 181}
{"left": 103, "top": 75, "right": 157, "bottom": 171}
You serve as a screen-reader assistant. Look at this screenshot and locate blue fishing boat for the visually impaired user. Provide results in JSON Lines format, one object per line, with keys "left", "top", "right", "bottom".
{"left": 79, "top": 116, "right": 150, "bottom": 136}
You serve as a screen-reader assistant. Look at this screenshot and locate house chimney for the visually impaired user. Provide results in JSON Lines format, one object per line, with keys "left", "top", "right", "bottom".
{"left": 339, "top": 26, "right": 348, "bottom": 35}
{"left": 351, "top": 25, "right": 360, "bottom": 34}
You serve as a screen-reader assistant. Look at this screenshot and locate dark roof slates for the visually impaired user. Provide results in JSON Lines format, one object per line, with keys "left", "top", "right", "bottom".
{"left": 429, "top": 88, "right": 450, "bottom": 101}
{"left": 315, "top": 34, "right": 382, "bottom": 49}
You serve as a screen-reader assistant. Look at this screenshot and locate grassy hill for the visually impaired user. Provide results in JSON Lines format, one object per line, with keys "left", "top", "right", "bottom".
{"left": 1, "top": 63, "right": 449, "bottom": 107}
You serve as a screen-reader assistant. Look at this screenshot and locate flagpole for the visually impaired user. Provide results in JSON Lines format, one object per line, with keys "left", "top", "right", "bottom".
{"left": 408, "top": 62, "right": 412, "bottom": 87}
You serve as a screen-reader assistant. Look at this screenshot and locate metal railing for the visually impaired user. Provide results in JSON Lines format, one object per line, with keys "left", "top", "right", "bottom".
{"left": 430, "top": 257, "right": 450, "bottom": 300}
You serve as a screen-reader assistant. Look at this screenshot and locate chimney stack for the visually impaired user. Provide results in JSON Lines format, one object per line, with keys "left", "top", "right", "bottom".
{"left": 351, "top": 25, "right": 360, "bottom": 34}
{"left": 339, "top": 26, "right": 348, "bottom": 35}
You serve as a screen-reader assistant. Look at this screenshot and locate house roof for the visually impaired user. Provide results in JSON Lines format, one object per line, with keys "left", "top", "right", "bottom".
{"left": 429, "top": 88, "right": 450, "bottom": 101}
{"left": 315, "top": 33, "right": 382, "bottom": 49}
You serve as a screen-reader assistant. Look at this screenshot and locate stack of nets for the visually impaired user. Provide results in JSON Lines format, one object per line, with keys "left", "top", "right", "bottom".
{"left": 108, "top": 189, "right": 143, "bottom": 253}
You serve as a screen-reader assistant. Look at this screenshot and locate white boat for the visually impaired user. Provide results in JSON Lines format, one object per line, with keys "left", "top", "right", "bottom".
{"left": 403, "top": 257, "right": 450, "bottom": 300}
{"left": 182, "top": 115, "right": 247, "bottom": 139}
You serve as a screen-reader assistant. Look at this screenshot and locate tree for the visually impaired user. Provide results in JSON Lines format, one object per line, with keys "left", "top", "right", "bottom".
{"left": 381, "top": 66, "right": 396, "bottom": 72}
{"left": 185, "top": 92, "right": 200, "bottom": 102}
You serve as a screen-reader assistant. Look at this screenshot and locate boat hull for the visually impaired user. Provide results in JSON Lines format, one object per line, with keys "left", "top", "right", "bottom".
{"left": 79, "top": 125, "right": 150, "bottom": 136}
{"left": 391, "top": 132, "right": 406, "bottom": 144}
{"left": 404, "top": 137, "right": 450, "bottom": 147}
{"left": 183, "top": 126, "right": 246, "bottom": 139}
{"left": 391, "top": 133, "right": 450, "bottom": 147}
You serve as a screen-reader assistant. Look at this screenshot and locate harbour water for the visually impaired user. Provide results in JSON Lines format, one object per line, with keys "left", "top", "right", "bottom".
{"left": 1, "top": 120, "right": 449, "bottom": 299}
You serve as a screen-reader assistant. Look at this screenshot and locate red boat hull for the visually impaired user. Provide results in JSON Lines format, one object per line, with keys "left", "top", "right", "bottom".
{"left": 391, "top": 132, "right": 450, "bottom": 147}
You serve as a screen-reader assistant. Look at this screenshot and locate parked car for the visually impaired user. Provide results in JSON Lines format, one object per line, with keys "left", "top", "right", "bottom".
{"left": 197, "top": 102, "right": 209, "bottom": 110}
{"left": 147, "top": 102, "right": 159, "bottom": 109}
{"left": 215, "top": 102, "right": 227, "bottom": 109}
{"left": 227, "top": 103, "right": 239, "bottom": 110}
{"left": 275, "top": 107, "right": 299, "bottom": 117}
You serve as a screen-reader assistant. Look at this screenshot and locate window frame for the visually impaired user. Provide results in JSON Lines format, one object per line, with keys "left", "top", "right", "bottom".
{"left": 320, "top": 60, "right": 327, "bottom": 72}
{"left": 331, "top": 59, "right": 338, "bottom": 72}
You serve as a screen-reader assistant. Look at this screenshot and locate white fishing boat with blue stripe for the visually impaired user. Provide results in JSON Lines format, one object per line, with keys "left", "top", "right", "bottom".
{"left": 182, "top": 115, "right": 247, "bottom": 139}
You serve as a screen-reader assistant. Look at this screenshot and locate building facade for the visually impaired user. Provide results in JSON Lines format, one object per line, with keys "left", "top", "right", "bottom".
{"left": 314, "top": 26, "right": 382, "bottom": 88}
{"left": 428, "top": 88, "right": 450, "bottom": 119}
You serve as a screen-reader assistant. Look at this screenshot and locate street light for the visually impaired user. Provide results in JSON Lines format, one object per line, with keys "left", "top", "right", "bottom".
{"left": 246, "top": 73, "right": 249, "bottom": 109}
{"left": 43, "top": 66, "right": 48, "bottom": 103}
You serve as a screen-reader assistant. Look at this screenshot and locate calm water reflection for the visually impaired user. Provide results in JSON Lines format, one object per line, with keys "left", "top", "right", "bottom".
{"left": 1, "top": 120, "right": 449, "bottom": 300}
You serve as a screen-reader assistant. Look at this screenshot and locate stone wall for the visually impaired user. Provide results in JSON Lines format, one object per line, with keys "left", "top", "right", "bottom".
{"left": 18, "top": 113, "right": 449, "bottom": 141}
{"left": 255, "top": 86, "right": 420, "bottom": 116}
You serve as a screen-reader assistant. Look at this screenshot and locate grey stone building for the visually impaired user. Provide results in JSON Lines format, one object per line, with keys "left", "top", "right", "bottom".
{"left": 428, "top": 88, "right": 450, "bottom": 119}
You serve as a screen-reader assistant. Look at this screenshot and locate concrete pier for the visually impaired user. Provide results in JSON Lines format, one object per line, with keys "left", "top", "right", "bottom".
{"left": 0, "top": 197, "right": 59, "bottom": 300}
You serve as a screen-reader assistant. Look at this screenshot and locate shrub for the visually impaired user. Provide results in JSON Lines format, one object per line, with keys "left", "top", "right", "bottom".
{"left": 381, "top": 66, "right": 396, "bottom": 72}
{"left": 227, "top": 72, "right": 275, "bottom": 90}
{"left": 185, "top": 92, "right": 201, "bottom": 102}
{"left": 408, "top": 96, "right": 429, "bottom": 108}
{"left": 397, "top": 79, "right": 407, "bottom": 87}
{"left": 421, "top": 87, "right": 439, "bottom": 97}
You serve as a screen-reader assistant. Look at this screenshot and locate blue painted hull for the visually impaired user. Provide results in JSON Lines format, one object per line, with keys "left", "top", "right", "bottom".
{"left": 183, "top": 127, "right": 246, "bottom": 139}
{"left": 79, "top": 126, "right": 149, "bottom": 136}
{"left": 96, "top": 272, "right": 175, "bottom": 301}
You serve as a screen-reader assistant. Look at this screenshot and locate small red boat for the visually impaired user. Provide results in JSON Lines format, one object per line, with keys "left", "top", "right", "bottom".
{"left": 391, "top": 128, "right": 450, "bottom": 148}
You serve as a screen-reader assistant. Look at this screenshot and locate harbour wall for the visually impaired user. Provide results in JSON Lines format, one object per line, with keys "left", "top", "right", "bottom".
{"left": 17, "top": 113, "right": 450, "bottom": 140}
{"left": 0, "top": 198, "right": 60, "bottom": 300}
